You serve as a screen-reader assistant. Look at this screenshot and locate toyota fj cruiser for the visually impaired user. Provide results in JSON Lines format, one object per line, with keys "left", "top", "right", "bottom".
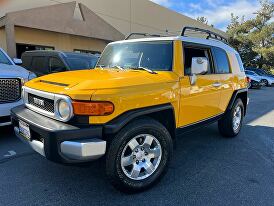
{"left": 11, "top": 27, "right": 248, "bottom": 192}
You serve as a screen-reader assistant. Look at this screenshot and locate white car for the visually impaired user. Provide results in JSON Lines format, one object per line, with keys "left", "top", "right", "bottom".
{"left": 245, "top": 70, "right": 274, "bottom": 86}
{"left": 0, "top": 48, "right": 36, "bottom": 126}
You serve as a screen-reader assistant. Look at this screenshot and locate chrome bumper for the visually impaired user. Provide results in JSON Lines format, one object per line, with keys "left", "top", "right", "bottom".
{"left": 14, "top": 126, "right": 106, "bottom": 161}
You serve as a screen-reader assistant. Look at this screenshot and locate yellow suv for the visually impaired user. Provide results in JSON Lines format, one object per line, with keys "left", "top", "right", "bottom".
{"left": 11, "top": 27, "right": 248, "bottom": 192}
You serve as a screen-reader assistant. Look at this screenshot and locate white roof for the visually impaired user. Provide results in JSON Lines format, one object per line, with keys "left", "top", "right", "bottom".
{"left": 110, "top": 36, "right": 238, "bottom": 54}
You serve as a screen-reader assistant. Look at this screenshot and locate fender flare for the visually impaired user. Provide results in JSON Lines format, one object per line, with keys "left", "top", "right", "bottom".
{"left": 104, "top": 103, "right": 174, "bottom": 134}
{"left": 226, "top": 88, "right": 248, "bottom": 115}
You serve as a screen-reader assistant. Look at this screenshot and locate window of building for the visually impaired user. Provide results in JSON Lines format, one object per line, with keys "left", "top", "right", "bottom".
{"left": 212, "top": 47, "right": 231, "bottom": 74}
{"left": 183, "top": 45, "right": 213, "bottom": 76}
{"left": 16, "top": 44, "right": 54, "bottom": 58}
{"left": 74, "top": 49, "right": 101, "bottom": 55}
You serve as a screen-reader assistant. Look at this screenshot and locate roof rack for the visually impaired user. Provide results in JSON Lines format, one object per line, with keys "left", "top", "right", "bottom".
{"left": 125, "top": 33, "right": 164, "bottom": 40}
{"left": 181, "top": 26, "right": 228, "bottom": 44}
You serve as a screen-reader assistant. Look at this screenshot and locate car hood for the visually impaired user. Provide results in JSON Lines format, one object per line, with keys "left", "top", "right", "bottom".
{"left": 25, "top": 68, "right": 178, "bottom": 95}
{"left": 0, "top": 63, "right": 30, "bottom": 79}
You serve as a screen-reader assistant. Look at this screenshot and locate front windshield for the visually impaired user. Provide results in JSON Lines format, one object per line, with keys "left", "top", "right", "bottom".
{"left": 65, "top": 55, "right": 98, "bottom": 70}
{"left": 97, "top": 41, "right": 173, "bottom": 71}
{"left": 0, "top": 50, "right": 12, "bottom": 65}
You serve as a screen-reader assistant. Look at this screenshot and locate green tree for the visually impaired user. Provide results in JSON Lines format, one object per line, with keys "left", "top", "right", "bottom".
{"left": 197, "top": 16, "right": 214, "bottom": 27}
{"left": 227, "top": 0, "right": 274, "bottom": 73}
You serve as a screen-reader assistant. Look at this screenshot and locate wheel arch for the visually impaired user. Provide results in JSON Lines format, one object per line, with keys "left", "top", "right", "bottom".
{"left": 226, "top": 88, "right": 248, "bottom": 116}
{"left": 104, "top": 104, "right": 176, "bottom": 139}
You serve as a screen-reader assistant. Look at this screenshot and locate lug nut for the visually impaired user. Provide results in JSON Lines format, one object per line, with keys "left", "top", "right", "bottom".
{"left": 136, "top": 160, "right": 139, "bottom": 164}
{"left": 141, "top": 147, "right": 144, "bottom": 151}
{"left": 133, "top": 155, "right": 136, "bottom": 159}
{"left": 145, "top": 152, "right": 148, "bottom": 156}
{"left": 135, "top": 149, "right": 139, "bottom": 153}
{"left": 142, "top": 159, "right": 145, "bottom": 162}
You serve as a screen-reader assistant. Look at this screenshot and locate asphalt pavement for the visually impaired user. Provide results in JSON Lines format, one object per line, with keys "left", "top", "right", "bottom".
{"left": 0, "top": 87, "right": 274, "bottom": 206}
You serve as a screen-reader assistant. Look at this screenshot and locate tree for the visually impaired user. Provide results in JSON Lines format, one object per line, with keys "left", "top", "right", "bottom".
{"left": 227, "top": 0, "right": 274, "bottom": 73}
{"left": 197, "top": 16, "right": 214, "bottom": 27}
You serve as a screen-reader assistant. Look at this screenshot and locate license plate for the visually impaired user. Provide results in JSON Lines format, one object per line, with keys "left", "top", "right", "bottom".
{"left": 19, "top": 120, "right": 31, "bottom": 140}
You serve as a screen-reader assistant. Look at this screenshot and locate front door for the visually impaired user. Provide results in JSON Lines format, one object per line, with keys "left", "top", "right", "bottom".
{"left": 178, "top": 44, "right": 223, "bottom": 127}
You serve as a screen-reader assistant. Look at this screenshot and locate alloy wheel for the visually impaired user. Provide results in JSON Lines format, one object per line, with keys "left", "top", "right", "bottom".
{"left": 120, "top": 134, "right": 162, "bottom": 180}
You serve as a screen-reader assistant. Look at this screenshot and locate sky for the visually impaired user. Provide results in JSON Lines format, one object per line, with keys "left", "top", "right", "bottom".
{"left": 149, "top": 0, "right": 262, "bottom": 31}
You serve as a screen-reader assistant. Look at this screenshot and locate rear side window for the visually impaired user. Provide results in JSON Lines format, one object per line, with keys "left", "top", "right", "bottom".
{"left": 212, "top": 47, "right": 230, "bottom": 74}
{"left": 31, "top": 57, "right": 48, "bottom": 74}
{"left": 236, "top": 54, "right": 245, "bottom": 72}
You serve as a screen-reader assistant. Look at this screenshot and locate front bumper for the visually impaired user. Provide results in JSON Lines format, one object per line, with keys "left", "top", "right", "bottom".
{"left": 11, "top": 105, "right": 106, "bottom": 163}
{"left": 0, "top": 99, "right": 24, "bottom": 126}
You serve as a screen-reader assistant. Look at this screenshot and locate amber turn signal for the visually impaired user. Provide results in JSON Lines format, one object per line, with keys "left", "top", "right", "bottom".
{"left": 72, "top": 101, "right": 114, "bottom": 116}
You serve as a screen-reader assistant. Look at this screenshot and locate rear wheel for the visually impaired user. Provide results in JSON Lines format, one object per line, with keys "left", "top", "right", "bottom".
{"left": 262, "top": 79, "right": 269, "bottom": 87}
{"left": 106, "top": 118, "right": 173, "bottom": 193}
{"left": 218, "top": 98, "right": 244, "bottom": 137}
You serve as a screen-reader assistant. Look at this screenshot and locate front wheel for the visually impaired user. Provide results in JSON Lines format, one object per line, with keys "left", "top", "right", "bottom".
{"left": 106, "top": 118, "right": 173, "bottom": 193}
{"left": 218, "top": 98, "right": 244, "bottom": 137}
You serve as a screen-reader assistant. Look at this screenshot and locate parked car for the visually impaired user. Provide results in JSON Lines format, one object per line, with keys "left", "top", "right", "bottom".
{"left": 245, "top": 70, "right": 274, "bottom": 87}
{"left": 246, "top": 67, "right": 274, "bottom": 78}
{"left": 0, "top": 48, "right": 36, "bottom": 126}
{"left": 246, "top": 68, "right": 274, "bottom": 87}
{"left": 245, "top": 71, "right": 264, "bottom": 89}
{"left": 22, "top": 51, "right": 99, "bottom": 76}
{"left": 11, "top": 27, "right": 248, "bottom": 193}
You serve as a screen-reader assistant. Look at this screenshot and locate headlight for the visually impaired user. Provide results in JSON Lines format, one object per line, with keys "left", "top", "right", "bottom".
{"left": 57, "top": 99, "right": 73, "bottom": 121}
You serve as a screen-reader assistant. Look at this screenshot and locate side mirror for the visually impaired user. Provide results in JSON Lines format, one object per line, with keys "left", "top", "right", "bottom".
{"left": 13, "top": 58, "right": 22, "bottom": 65}
{"left": 189, "top": 57, "right": 209, "bottom": 85}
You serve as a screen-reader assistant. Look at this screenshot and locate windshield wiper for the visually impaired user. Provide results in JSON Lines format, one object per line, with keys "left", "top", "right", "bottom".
{"left": 132, "top": 67, "right": 157, "bottom": 74}
{"left": 111, "top": 65, "right": 124, "bottom": 70}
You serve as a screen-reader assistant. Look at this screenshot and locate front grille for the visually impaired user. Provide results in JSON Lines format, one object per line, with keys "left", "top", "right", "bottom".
{"left": 28, "top": 93, "right": 54, "bottom": 113}
{"left": 0, "top": 78, "right": 21, "bottom": 103}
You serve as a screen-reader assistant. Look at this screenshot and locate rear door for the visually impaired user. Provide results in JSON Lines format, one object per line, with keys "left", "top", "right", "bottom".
{"left": 179, "top": 43, "right": 223, "bottom": 127}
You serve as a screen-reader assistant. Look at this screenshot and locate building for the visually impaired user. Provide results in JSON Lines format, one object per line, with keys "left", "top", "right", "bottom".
{"left": 0, "top": 0, "right": 227, "bottom": 58}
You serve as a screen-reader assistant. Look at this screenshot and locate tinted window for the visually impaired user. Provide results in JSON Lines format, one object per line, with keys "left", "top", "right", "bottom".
{"left": 213, "top": 47, "right": 230, "bottom": 74}
{"left": 245, "top": 71, "right": 253, "bottom": 75}
{"left": 65, "top": 55, "right": 98, "bottom": 70}
{"left": 98, "top": 41, "right": 173, "bottom": 71}
{"left": 236, "top": 54, "right": 244, "bottom": 72}
{"left": 184, "top": 46, "right": 213, "bottom": 75}
{"left": 0, "top": 50, "right": 12, "bottom": 65}
{"left": 31, "top": 57, "right": 48, "bottom": 74}
{"left": 49, "top": 57, "right": 66, "bottom": 72}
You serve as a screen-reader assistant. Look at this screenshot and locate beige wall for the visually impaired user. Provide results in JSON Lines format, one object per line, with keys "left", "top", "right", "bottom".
{"left": 0, "top": 0, "right": 227, "bottom": 38}
{"left": 0, "top": 27, "right": 7, "bottom": 51}
{"left": 14, "top": 27, "right": 108, "bottom": 52}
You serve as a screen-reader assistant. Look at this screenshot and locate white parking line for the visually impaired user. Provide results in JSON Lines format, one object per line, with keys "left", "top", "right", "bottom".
{"left": 4, "top": 151, "right": 17, "bottom": 158}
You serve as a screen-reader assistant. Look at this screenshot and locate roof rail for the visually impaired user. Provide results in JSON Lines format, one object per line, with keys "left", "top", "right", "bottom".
{"left": 181, "top": 26, "right": 228, "bottom": 44}
{"left": 125, "top": 33, "right": 164, "bottom": 40}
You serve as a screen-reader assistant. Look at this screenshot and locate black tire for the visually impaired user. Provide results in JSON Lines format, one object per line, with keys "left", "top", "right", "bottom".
{"left": 262, "top": 79, "right": 269, "bottom": 87}
{"left": 218, "top": 98, "right": 244, "bottom": 138}
{"left": 106, "top": 117, "right": 173, "bottom": 193}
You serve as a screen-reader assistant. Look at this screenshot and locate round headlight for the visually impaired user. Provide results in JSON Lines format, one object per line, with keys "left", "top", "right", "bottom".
{"left": 57, "top": 99, "right": 71, "bottom": 120}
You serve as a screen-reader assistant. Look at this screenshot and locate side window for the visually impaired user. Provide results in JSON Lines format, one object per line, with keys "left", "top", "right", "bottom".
{"left": 49, "top": 57, "right": 66, "bottom": 73}
{"left": 31, "top": 57, "right": 48, "bottom": 74}
{"left": 236, "top": 54, "right": 245, "bottom": 72}
{"left": 212, "top": 47, "right": 231, "bottom": 74}
{"left": 184, "top": 46, "right": 213, "bottom": 76}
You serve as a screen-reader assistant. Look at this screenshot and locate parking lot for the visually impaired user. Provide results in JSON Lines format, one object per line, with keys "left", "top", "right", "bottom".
{"left": 0, "top": 87, "right": 273, "bottom": 206}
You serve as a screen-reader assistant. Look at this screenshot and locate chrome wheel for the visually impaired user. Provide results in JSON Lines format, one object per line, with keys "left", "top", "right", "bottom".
{"left": 121, "top": 134, "right": 162, "bottom": 180}
{"left": 232, "top": 106, "right": 242, "bottom": 132}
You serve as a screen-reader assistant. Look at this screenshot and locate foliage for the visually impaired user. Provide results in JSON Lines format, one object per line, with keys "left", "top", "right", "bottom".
{"left": 197, "top": 16, "right": 214, "bottom": 27}
{"left": 227, "top": 0, "right": 274, "bottom": 71}
{"left": 227, "top": 0, "right": 274, "bottom": 73}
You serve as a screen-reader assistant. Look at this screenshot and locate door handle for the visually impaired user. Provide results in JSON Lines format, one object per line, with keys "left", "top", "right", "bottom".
{"left": 212, "top": 82, "right": 222, "bottom": 87}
